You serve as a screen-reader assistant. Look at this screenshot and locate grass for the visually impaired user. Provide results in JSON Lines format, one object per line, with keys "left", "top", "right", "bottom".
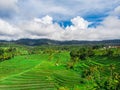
{"left": 0, "top": 54, "right": 49, "bottom": 79}
{"left": 0, "top": 49, "right": 120, "bottom": 90}
{"left": 0, "top": 53, "right": 79, "bottom": 90}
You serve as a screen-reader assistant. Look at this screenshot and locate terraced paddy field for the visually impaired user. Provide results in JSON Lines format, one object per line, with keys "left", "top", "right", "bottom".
{"left": 0, "top": 52, "right": 80, "bottom": 90}
{"left": 0, "top": 51, "right": 120, "bottom": 90}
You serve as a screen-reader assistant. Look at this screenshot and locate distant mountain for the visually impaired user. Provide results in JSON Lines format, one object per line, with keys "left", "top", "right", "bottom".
{"left": 0, "top": 39, "right": 120, "bottom": 46}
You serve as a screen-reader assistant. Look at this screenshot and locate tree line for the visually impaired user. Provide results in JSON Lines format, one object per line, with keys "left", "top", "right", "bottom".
{"left": 0, "top": 47, "right": 16, "bottom": 62}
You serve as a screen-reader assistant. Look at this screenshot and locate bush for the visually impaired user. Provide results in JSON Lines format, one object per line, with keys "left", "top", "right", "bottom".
{"left": 70, "top": 48, "right": 95, "bottom": 61}
{"left": 105, "top": 49, "right": 114, "bottom": 57}
{"left": 0, "top": 48, "right": 16, "bottom": 62}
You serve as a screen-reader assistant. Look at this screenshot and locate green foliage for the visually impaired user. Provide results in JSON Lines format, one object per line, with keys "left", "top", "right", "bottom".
{"left": 70, "top": 47, "right": 95, "bottom": 61}
{"left": 0, "top": 48, "right": 4, "bottom": 55}
{"left": 105, "top": 49, "right": 114, "bottom": 57}
{"left": 92, "top": 45, "right": 104, "bottom": 49}
{"left": 0, "top": 47, "right": 17, "bottom": 62}
{"left": 0, "top": 45, "right": 120, "bottom": 90}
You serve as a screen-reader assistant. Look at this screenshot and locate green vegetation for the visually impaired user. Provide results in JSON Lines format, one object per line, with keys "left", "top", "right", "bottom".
{"left": 0, "top": 44, "right": 120, "bottom": 90}
{"left": 0, "top": 47, "right": 16, "bottom": 62}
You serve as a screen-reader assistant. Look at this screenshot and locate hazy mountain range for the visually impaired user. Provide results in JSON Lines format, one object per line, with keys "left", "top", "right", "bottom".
{"left": 0, "top": 39, "right": 120, "bottom": 46}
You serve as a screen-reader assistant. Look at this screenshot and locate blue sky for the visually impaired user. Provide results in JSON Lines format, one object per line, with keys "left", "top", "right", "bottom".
{"left": 0, "top": 0, "right": 120, "bottom": 40}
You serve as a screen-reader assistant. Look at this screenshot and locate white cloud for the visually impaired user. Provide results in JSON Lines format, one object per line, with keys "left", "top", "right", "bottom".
{"left": 0, "top": 0, "right": 119, "bottom": 23}
{"left": 0, "top": 13, "right": 120, "bottom": 41}
{"left": 114, "top": 6, "right": 120, "bottom": 15}
{"left": 0, "top": 18, "right": 23, "bottom": 40}
{"left": 0, "top": 19, "right": 17, "bottom": 35}
{"left": 70, "top": 16, "right": 90, "bottom": 30}
{"left": 17, "top": 15, "right": 63, "bottom": 40}
{"left": 34, "top": 15, "right": 53, "bottom": 25}
{"left": 111, "top": 6, "right": 120, "bottom": 17}
{"left": 17, "top": 0, "right": 68, "bottom": 20}
{"left": 15, "top": 0, "right": 120, "bottom": 21}
{"left": 100, "top": 16, "right": 120, "bottom": 29}
{"left": 0, "top": 0, "right": 18, "bottom": 10}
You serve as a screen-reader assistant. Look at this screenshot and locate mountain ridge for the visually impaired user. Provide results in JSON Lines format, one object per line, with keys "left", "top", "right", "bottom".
{"left": 0, "top": 38, "right": 120, "bottom": 46}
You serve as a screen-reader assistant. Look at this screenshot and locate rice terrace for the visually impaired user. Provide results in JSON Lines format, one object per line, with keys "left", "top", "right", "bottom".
{"left": 0, "top": 39, "right": 120, "bottom": 90}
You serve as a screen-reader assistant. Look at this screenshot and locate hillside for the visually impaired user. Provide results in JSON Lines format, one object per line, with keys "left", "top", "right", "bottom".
{"left": 0, "top": 48, "right": 120, "bottom": 90}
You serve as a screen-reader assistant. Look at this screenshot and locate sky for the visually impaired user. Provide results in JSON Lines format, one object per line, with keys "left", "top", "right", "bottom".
{"left": 0, "top": 0, "right": 120, "bottom": 41}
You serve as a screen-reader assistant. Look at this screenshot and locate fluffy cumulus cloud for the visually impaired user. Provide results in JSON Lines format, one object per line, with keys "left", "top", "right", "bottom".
{"left": 0, "top": 11, "right": 120, "bottom": 41}
{"left": 0, "top": 19, "right": 22, "bottom": 40}
{"left": 69, "top": 16, "right": 90, "bottom": 30}
{"left": 0, "top": 1, "right": 120, "bottom": 41}
{"left": 18, "top": 15, "right": 63, "bottom": 39}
